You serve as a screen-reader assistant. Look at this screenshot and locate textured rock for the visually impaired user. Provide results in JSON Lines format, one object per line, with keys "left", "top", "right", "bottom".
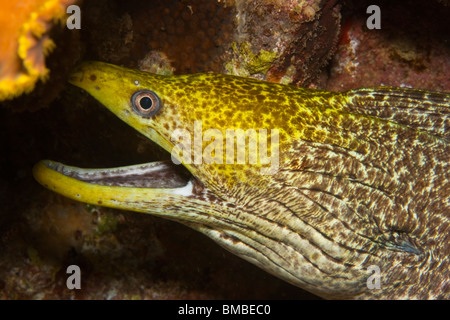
{"left": 325, "top": 0, "right": 450, "bottom": 92}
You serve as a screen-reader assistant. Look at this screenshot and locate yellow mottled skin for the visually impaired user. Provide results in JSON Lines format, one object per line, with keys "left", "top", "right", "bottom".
{"left": 66, "top": 62, "right": 341, "bottom": 192}
{"left": 34, "top": 61, "right": 449, "bottom": 299}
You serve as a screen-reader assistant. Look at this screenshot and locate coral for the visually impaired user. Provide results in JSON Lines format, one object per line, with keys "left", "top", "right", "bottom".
{"left": 232, "top": 0, "right": 341, "bottom": 86}
{"left": 138, "top": 51, "right": 175, "bottom": 76}
{"left": 137, "top": 0, "right": 235, "bottom": 74}
{"left": 225, "top": 42, "right": 279, "bottom": 78}
{"left": 325, "top": 0, "right": 450, "bottom": 92}
{"left": 82, "top": 0, "right": 236, "bottom": 74}
{"left": 0, "top": 0, "right": 78, "bottom": 101}
{"left": 81, "top": 0, "right": 340, "bottom": 85}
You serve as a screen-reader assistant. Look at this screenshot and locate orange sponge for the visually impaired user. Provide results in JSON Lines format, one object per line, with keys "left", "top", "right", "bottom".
{"left": 0, "top": 0, "right": 78, "bottom": 101}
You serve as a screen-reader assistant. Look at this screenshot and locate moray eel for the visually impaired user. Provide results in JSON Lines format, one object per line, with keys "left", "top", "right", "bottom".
{"left": 33, "top": 61, "right": 449, "bottom": 299}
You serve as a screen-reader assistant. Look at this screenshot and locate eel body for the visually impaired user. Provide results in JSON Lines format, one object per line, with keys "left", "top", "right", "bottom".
{"left": 33, "top": 61, "right": 449, "bottom": 299}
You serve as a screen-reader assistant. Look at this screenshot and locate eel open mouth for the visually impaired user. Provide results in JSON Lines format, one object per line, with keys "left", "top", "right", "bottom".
{"left": 32, "top": 157, "right": 208, "bottom": 211}
{"left": 39, "top": 159, "right": 193, "bottom": 189}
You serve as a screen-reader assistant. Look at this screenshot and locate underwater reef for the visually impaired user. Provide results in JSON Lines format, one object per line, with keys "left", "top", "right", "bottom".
{"left": 0, "top": 0, "right": 449, "bottom": 299}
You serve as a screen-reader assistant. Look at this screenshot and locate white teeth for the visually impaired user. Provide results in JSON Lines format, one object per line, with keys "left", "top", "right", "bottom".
{"left": 166, "top": 180, "right": 194, "bottom": 197}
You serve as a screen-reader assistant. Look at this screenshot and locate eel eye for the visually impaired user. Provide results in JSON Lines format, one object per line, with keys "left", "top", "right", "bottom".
{"left": 131, "top": 90, "right": 162, "bottom": 117}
